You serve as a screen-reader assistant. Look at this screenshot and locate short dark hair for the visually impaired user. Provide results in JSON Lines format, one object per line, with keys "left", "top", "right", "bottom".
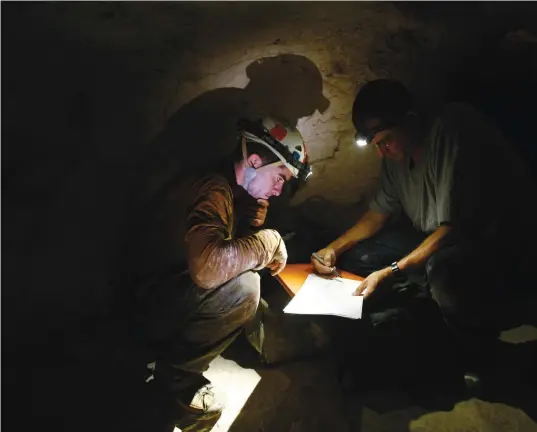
{"left": 231, "top": 139, "right": 280, "bottom": 166}
{"left": 352, "top": 79, "right": 414, "bottom": 134}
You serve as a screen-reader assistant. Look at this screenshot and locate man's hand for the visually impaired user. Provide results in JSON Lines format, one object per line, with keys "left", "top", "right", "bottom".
{"left": 311, "top": 247, "right": 337, "bottom": 275}
{"left": 247, "top": 199, "right": 269, "bottom": 227}
{"left": 267, "top": 238, "right": 288, "bottom": 276}
{"left": 353, "top": 268, "right": 392, "bottom": 298}
{"left": 252, "top": 229, "right": 287, "bottom": 275}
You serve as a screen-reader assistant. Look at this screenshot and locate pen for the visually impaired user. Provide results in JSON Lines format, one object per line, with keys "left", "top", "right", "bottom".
{"left": 311, "top": 252, "right": 343, "bottom": 278}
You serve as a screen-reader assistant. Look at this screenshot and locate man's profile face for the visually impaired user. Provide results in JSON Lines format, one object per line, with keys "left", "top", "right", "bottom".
{"left": 246, "top": 161, "right": 293, "bottom": 200}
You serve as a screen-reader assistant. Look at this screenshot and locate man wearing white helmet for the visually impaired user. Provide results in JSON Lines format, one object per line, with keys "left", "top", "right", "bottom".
{"left": 131, "top": 116, "right": 311, "bottom": 431}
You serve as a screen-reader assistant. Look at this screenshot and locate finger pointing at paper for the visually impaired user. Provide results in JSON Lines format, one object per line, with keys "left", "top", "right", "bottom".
{"left": 352, "top": 268, "right": 392, "bottom": 298}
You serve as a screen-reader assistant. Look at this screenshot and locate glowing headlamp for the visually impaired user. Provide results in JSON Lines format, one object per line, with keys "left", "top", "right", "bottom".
{"left": 354, "top": 120, "right": 396, "bottom": 148}
{"left": 355, "top": 134, "right": 369, "bottom": 147}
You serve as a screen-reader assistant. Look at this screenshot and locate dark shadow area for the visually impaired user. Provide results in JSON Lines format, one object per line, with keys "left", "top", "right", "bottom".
{"left": 441, "top": 26, "right": 537, "bottom": 421}
{"left": 2, "top": 4, "right": 154, "bottom": 432}
{"left": 445, "top": 28, "right": 537, "bottom": 181}
{"left": 135, "top": 54, "right": 330, "bottom": 208}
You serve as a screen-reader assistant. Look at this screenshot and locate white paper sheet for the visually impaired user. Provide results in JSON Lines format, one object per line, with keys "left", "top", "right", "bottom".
{"left": 283, "top": 274, "right": 363, "bottom": 319}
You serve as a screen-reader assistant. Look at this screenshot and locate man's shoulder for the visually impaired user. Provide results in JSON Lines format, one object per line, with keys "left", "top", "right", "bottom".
{"left": 190, "top": 166, "right": 235, "bottom": 197}
{"left": 159, "top": 166, "right": 233, "bottom": 204}
{"left": 436, "top": 102, "right": 502, "bottom": 139}
{"left": 428, "top": 102, "right": 490, "bottom": 150}
{"left": 434, "top": 102, "right": 483, "bottom": 131}
{"left": 441, "top": 101, "right": 480, "bottom": 116}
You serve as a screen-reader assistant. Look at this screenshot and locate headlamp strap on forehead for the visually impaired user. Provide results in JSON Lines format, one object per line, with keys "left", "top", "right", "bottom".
{"left": 358, "top": 118, "right": 399, "bottom": 144}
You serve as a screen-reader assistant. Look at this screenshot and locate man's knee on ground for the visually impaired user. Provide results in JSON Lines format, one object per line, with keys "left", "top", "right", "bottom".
{"left": 426, "top": 251, "right": 447, "bottom": 286}
{"left": 426, "top": 247, "right": 463, "bottom": 312}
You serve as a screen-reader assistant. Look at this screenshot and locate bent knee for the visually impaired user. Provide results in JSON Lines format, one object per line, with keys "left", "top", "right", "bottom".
{"left": 426, "top": 246, "right": 459, "bottom": 285}
{"left": 426, "top": 248, "right": 468, "bottom": 314}
{"left": 234, "top": 271, "right": 261, "bottom": 321}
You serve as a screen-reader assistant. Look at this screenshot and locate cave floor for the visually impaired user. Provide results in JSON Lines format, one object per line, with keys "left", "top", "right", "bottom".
{"left": 15, "top": 305, "right": 537, "bottom": 432}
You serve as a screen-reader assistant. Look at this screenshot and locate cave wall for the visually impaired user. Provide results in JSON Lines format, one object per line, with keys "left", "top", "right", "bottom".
{"left": 3, "top": 2, "right": 536, "bottom": 347}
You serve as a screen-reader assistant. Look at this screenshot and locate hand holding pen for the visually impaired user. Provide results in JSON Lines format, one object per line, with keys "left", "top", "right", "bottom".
{"left": 311, "top": 249, "right": 342, "bottom": 278}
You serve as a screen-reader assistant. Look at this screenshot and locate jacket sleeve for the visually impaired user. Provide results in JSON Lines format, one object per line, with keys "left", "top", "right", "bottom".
{"left": 184, "top": 176, "right": 282, "bottom": 289}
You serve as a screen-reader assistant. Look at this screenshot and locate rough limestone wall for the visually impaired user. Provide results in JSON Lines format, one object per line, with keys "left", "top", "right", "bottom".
{"left": 30, "top": 3, "right": 512, "bottom": 204}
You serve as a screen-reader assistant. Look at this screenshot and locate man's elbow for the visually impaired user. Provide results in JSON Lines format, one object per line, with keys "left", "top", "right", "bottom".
{"left": 363, "top": 209, "right": 389, "bottom": 232}
{"left": 188, "top": 259, "right": 220, "bottom": 289}
{"left": 186, "top": 239, "right": 239, "bottom": 289}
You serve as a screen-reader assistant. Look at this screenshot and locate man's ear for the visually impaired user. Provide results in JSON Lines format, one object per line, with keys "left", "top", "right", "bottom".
{"left": 247, "top": 153, "right": 264, "bottom": 169}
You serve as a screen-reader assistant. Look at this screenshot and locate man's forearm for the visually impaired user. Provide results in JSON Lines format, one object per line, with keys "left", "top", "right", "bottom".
{"left": 328, "top": 210, "right": 389, "bottom": 256}
{"left": 397, "top": 225, "right": 452, "bottom": 272}
{"left": 187, "top": 229, "right": 282, "bottom": 289}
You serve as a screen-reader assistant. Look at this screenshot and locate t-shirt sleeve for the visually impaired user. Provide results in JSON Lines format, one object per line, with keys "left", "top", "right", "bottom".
{"left": 369, "top": 160, "right": 401, "bottom": 215}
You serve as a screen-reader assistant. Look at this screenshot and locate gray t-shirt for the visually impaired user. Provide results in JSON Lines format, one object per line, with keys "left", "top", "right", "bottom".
{"left": 370, "top": 102, "right": 532, "bottom": 235}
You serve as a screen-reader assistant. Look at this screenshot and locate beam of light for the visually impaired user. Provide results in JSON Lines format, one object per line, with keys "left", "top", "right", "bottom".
{"left": 174, "top": 355, "right": 261, "bottom": 432}
{"left": 356, "top": 138, "right": 368, "bottom": 147}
